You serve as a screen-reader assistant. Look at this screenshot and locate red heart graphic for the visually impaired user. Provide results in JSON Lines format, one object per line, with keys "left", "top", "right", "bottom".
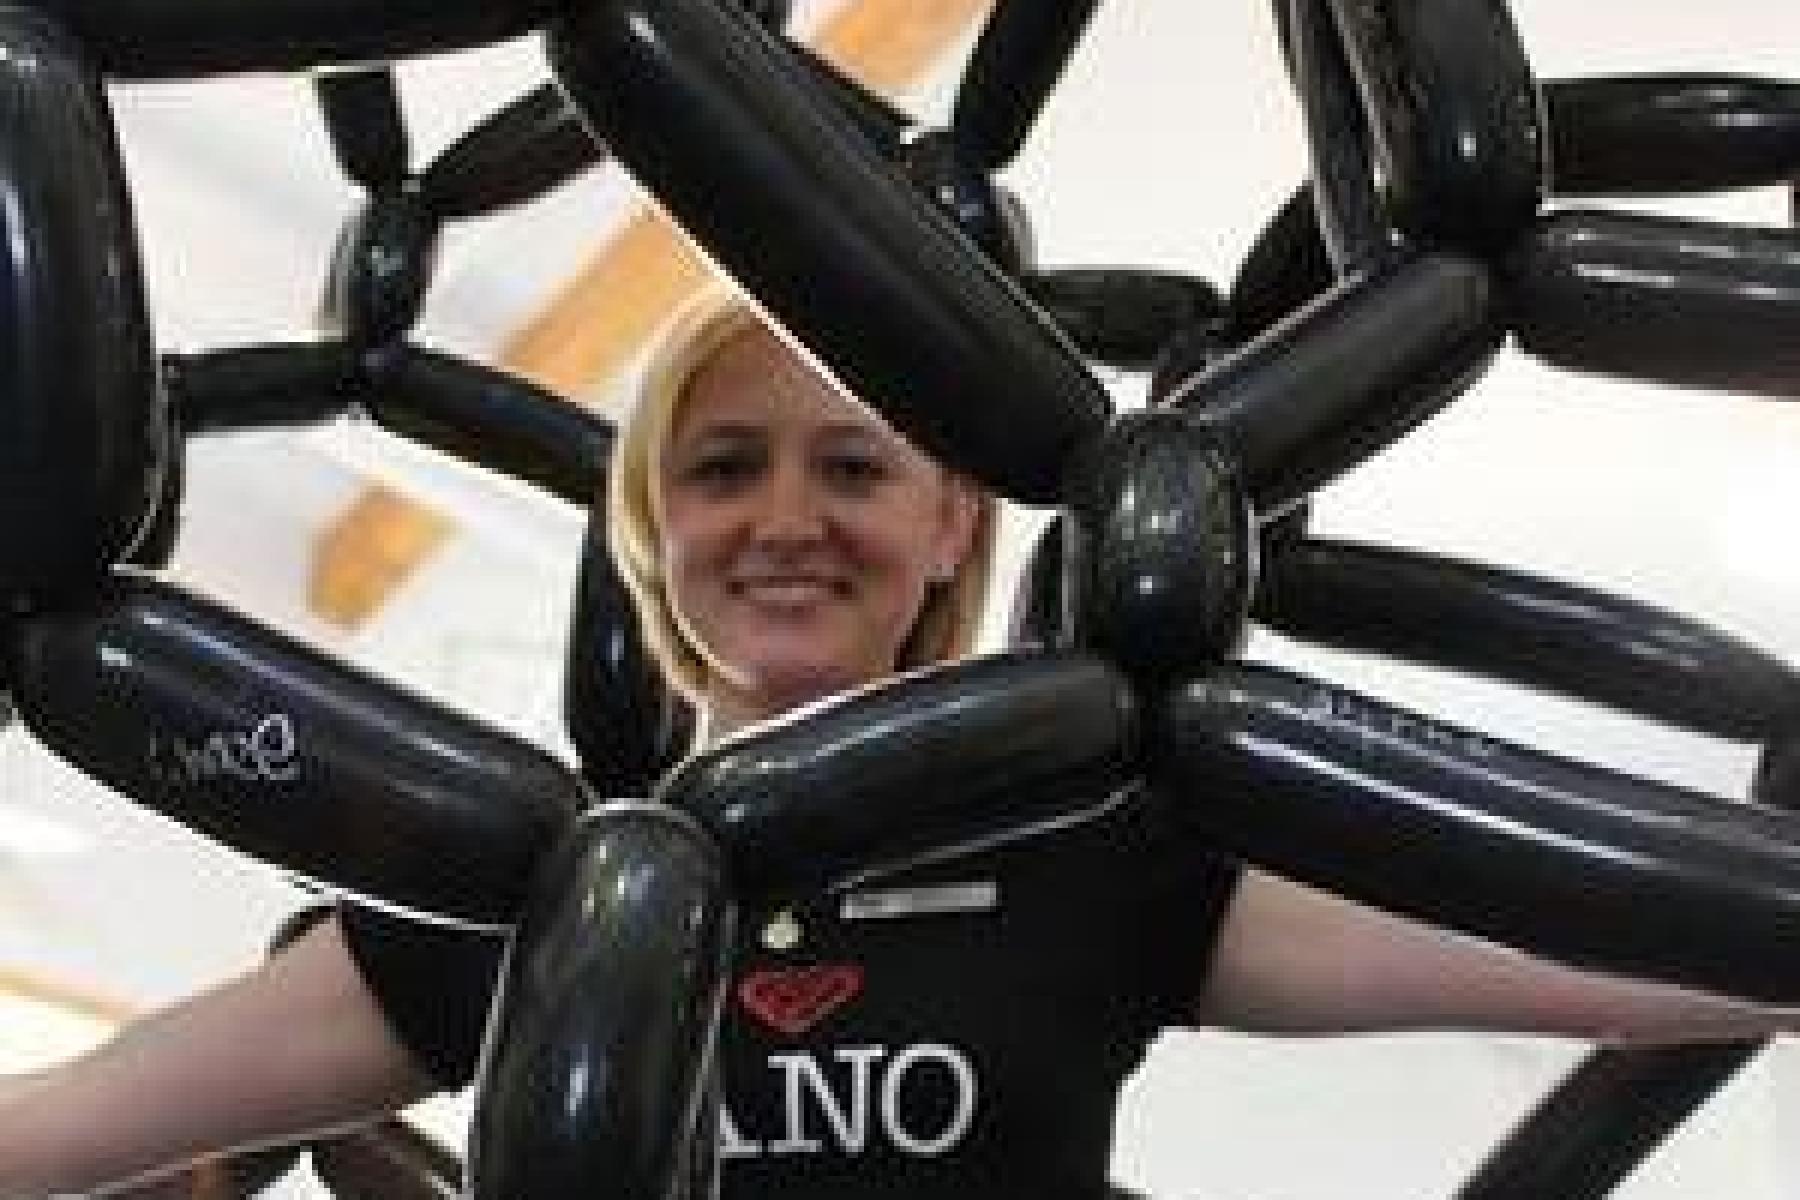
{"left": 739, "top": 965, "right": 864, "bottom": 1036}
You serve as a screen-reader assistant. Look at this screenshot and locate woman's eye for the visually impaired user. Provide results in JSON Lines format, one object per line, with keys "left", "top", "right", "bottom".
{"left": 682, "top": 452, "right": 761, "bottom": 487}
{"left": 822, "top": 454, "right": 889, "bottom": 488}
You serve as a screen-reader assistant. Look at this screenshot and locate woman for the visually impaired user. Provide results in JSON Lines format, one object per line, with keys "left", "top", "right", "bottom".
{"left": 0, "top": 291, "right": 1792, "bottom": 1198}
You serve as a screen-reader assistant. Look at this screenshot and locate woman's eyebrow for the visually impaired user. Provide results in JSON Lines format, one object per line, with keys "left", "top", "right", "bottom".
{"left": 675, "top": 422, "right": 765, "bottom": 445}
{"left": 816, "top": 421, "right": 903, "bottom": 447}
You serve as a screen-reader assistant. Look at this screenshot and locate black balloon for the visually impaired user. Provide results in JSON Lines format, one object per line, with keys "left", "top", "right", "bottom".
{"left": 364, "top": 347, "right": 613, "bottom": 506}
{"left": 1226, "top": 184, "right": 1333, "bottom": 343}
{"left": 5, "top": 572, "right": 580, "bottom": 927}
{"left": 950, "top": 0, "right": 1103, "bottom": 171}
{"left": 1065, "top": 410, "right": 1255, "bottom": 685}
{"left": 564, "top": 506, "right": 693, "bottom": 797}
{"left": 660, "top": 652, "right": 1137, "bottom": 904}
{"left": 37, "top": 0, "right": 555, "bottom": 79}
{"left": 1155, "top": 664, "right": 1800, "bottom": 1006}
{"left": 1545, "top": 74, "right": 1800, "bottom": 196}
{"left": 162, "top": 344, "right": 360, "bottom": 435}
{"left": 1027, "top": 267, "right": 1227, "bottom": 371}
{"left": 1509, "top": 209, "right": 1800, "bottom": 398}
{"left": 1324, "top": 0, "right": 1543, "bottom": 253}
{"left": 469, "top": 804, "right": 731, "bottom": 1200}
{"left": 314, "top": 67, "right": 410, "bottom": 191}
{"left": 1454, "top": 1042, "right": 1762, "bottom": 1200}
{"left": 787, "top": 43, "right": 912, "bottom": 158}
{"left": 0, "top": 9, "right": 162, "bottom": 606}
{"left": 1256, "top": 537, "right": 1800, "bottom": 743}
{"left": 549, "top": 0, "right": 1109, "bottom": 505}
{"left": 1452, "top": 726, "right": 1800, "bottom": 1200}
{"left": 419, "top": 84, "right": 602, "bottom": 221}
{"left": 324, "top": 185, "right": 441, "bottom": 349}
{"left": 1171, "top": 252, "right": 1500, "bottom": 517}
{"left": 1282, "top": 0, "right": 1392, "bottom": 274}
{"left": 309, "top": 1118, "right": 464, "bottom": 1200}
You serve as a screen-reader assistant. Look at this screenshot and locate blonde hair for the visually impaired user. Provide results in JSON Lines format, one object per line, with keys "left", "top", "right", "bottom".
{"left": 608, "top": 288, "right": 998, "bottom": 702}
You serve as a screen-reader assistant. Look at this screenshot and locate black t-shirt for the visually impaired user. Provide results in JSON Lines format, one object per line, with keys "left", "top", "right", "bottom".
{"left": 340, "top": 787, "right": 1241, "bottom": 1199}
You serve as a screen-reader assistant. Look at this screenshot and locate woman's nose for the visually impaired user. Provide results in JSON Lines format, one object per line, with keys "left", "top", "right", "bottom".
{"left": 748, "top": 461, "right": 828, "bottom": 544}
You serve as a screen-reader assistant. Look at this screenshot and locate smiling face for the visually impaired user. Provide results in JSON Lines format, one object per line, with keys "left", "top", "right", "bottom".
{"left": 655, "top": 324, "right": 980, "bottom": 729}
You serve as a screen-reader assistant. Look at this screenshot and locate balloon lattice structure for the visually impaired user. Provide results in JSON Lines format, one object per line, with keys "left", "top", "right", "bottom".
{"left": 4, "top": 2, "right": 1800, "bottom": 1197}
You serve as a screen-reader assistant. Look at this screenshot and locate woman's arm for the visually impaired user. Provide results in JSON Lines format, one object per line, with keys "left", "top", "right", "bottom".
{"left": 1195, "top": 869, "right": 1796, "bottom": 1041}
{"left": 0, "top": 915, "right": 436, "bottom": 1197}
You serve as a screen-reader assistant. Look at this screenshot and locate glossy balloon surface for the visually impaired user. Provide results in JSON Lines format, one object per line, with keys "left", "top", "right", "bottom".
{"left": 470, "top": 804, "right": 730, "bottom": 1200}
{"left": 0, "top": 10, "right": 161, "bottom": 604}
{"left": 420, "top": 84, "right": 604, "bottom": 221}
{"left": 950, "top": 0, "right": 1103, "bottom": 171}
{"left": 550, "top": 0, "right": 1109, "bottom": 504}
{"left": 564, "top": 507, "right": 694, "bottom": 796}
{"left": 366, "top": 347, "right": 612, "bottom": 506}
{"left": 1546, "top": 74, "right": 1800, "bottom": 196}
{"left": 1511, "top": 209, "right": 1800, "bottom": 398}
{"left": 163, "top": 344, "right": 359, "bottom": 435}
{"left": 45, "top": 0, "right": 555, "bottom": 78}
{"left": 1327, "top": 0, "right": 1543, "bottom": 251}
{"left": 1156, "top": 664, "right": 1800, "bottom": 1005}
{"left": 5, "top": 572, "right": 580, "bottom": 927}
{"left": 1258, "top": 536, "right": 1800, "bottom": 741}
{"left": 1065, "top": 411, "right": 1255, "bottom": 684}
{"left": 325, "top": 186, "right": 440, "bottom": 349}
{"left": 1172, "top": 252, "right": 1500, "bottom": 515}
{"left": 661, "top": 652, "right": 1137, "bottom": 903}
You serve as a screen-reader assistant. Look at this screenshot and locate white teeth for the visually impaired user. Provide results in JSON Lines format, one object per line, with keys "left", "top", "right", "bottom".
{"left": 739, "top": 580, "right": 836, "bottom": 606}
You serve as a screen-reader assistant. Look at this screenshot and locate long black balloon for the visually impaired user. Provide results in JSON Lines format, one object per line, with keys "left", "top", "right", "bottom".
{"left": 1226, "top": 185, "right": 1334, "bottom": 343}
{"left": 31, "top": 0, "right": 555, "bottom": 79}
{"left": 1546, "top": 74, "right": 1800, "bottom": 196}
{"left": 1510, "top": 209, "right": 1800, "bottom": 399}
{"left": 4, "top": 572, "right": 580, "bottom": 928}
{"left": 366, "top": 347, "right": 612, "bottom": 506}
{"left": 1169, "top": 252, "right": 1500, "bottom": 517}
{"left": 1453, "top": 728, "right": 1800, "bottom": 1200}
{"left": 162, "top": 344, "right": 359, "bottom": 435}
{"left": 419, "top": 41, "right": 911, "bottom": 225}
{"left": 314, "top": 68, "right": 410, "bottom": 191}
{"left": 1025, "top": 268, "right": 1226, "bottom": 369}
{"left": 564, "top": 508, "right": 693, "bottom": 796}
{"left": 1154, "top": 663, "right": 1800, "bottom": 1005}
{"left": 469, "top": 804, "right": 731, "bottom": 1200}
{"left": 419, "top": 84, "right": 603, "bottom": 222}
{"left": 1283, "top": 0, "right": 1391, "bottom": 274}
{"left": 309, "top": 1118, "right": 464, "bottom": 1200}
{"left": 1453, "top": 1042, "right": 1758, "bottom": 1200}
{"left": 660, "top": 652, "right": 1137, "bottom": 904}
{"left": 0, "top": 9, "right": 161, "bottom": 604}
{"left": 549, "top": 0, "right": 1110, "bottom": 505}
{"left": 950, "top": 0, "right": 1103, "bottom": 171}
{"left": 1325, "top": 0, "right": 1542, "bottom": 253}
{"left": 1256, "top": 537, "right": 1800, "bottom": 742}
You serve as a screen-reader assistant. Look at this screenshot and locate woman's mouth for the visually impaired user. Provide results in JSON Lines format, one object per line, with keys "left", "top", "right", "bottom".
{"left": 730, "top": 576, "right": 850, "bottom": 607}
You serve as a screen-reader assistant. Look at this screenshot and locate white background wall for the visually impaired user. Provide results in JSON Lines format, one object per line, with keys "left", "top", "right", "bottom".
{"left": 3, "top": 0, "right": 1800, "bottom": 1197}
